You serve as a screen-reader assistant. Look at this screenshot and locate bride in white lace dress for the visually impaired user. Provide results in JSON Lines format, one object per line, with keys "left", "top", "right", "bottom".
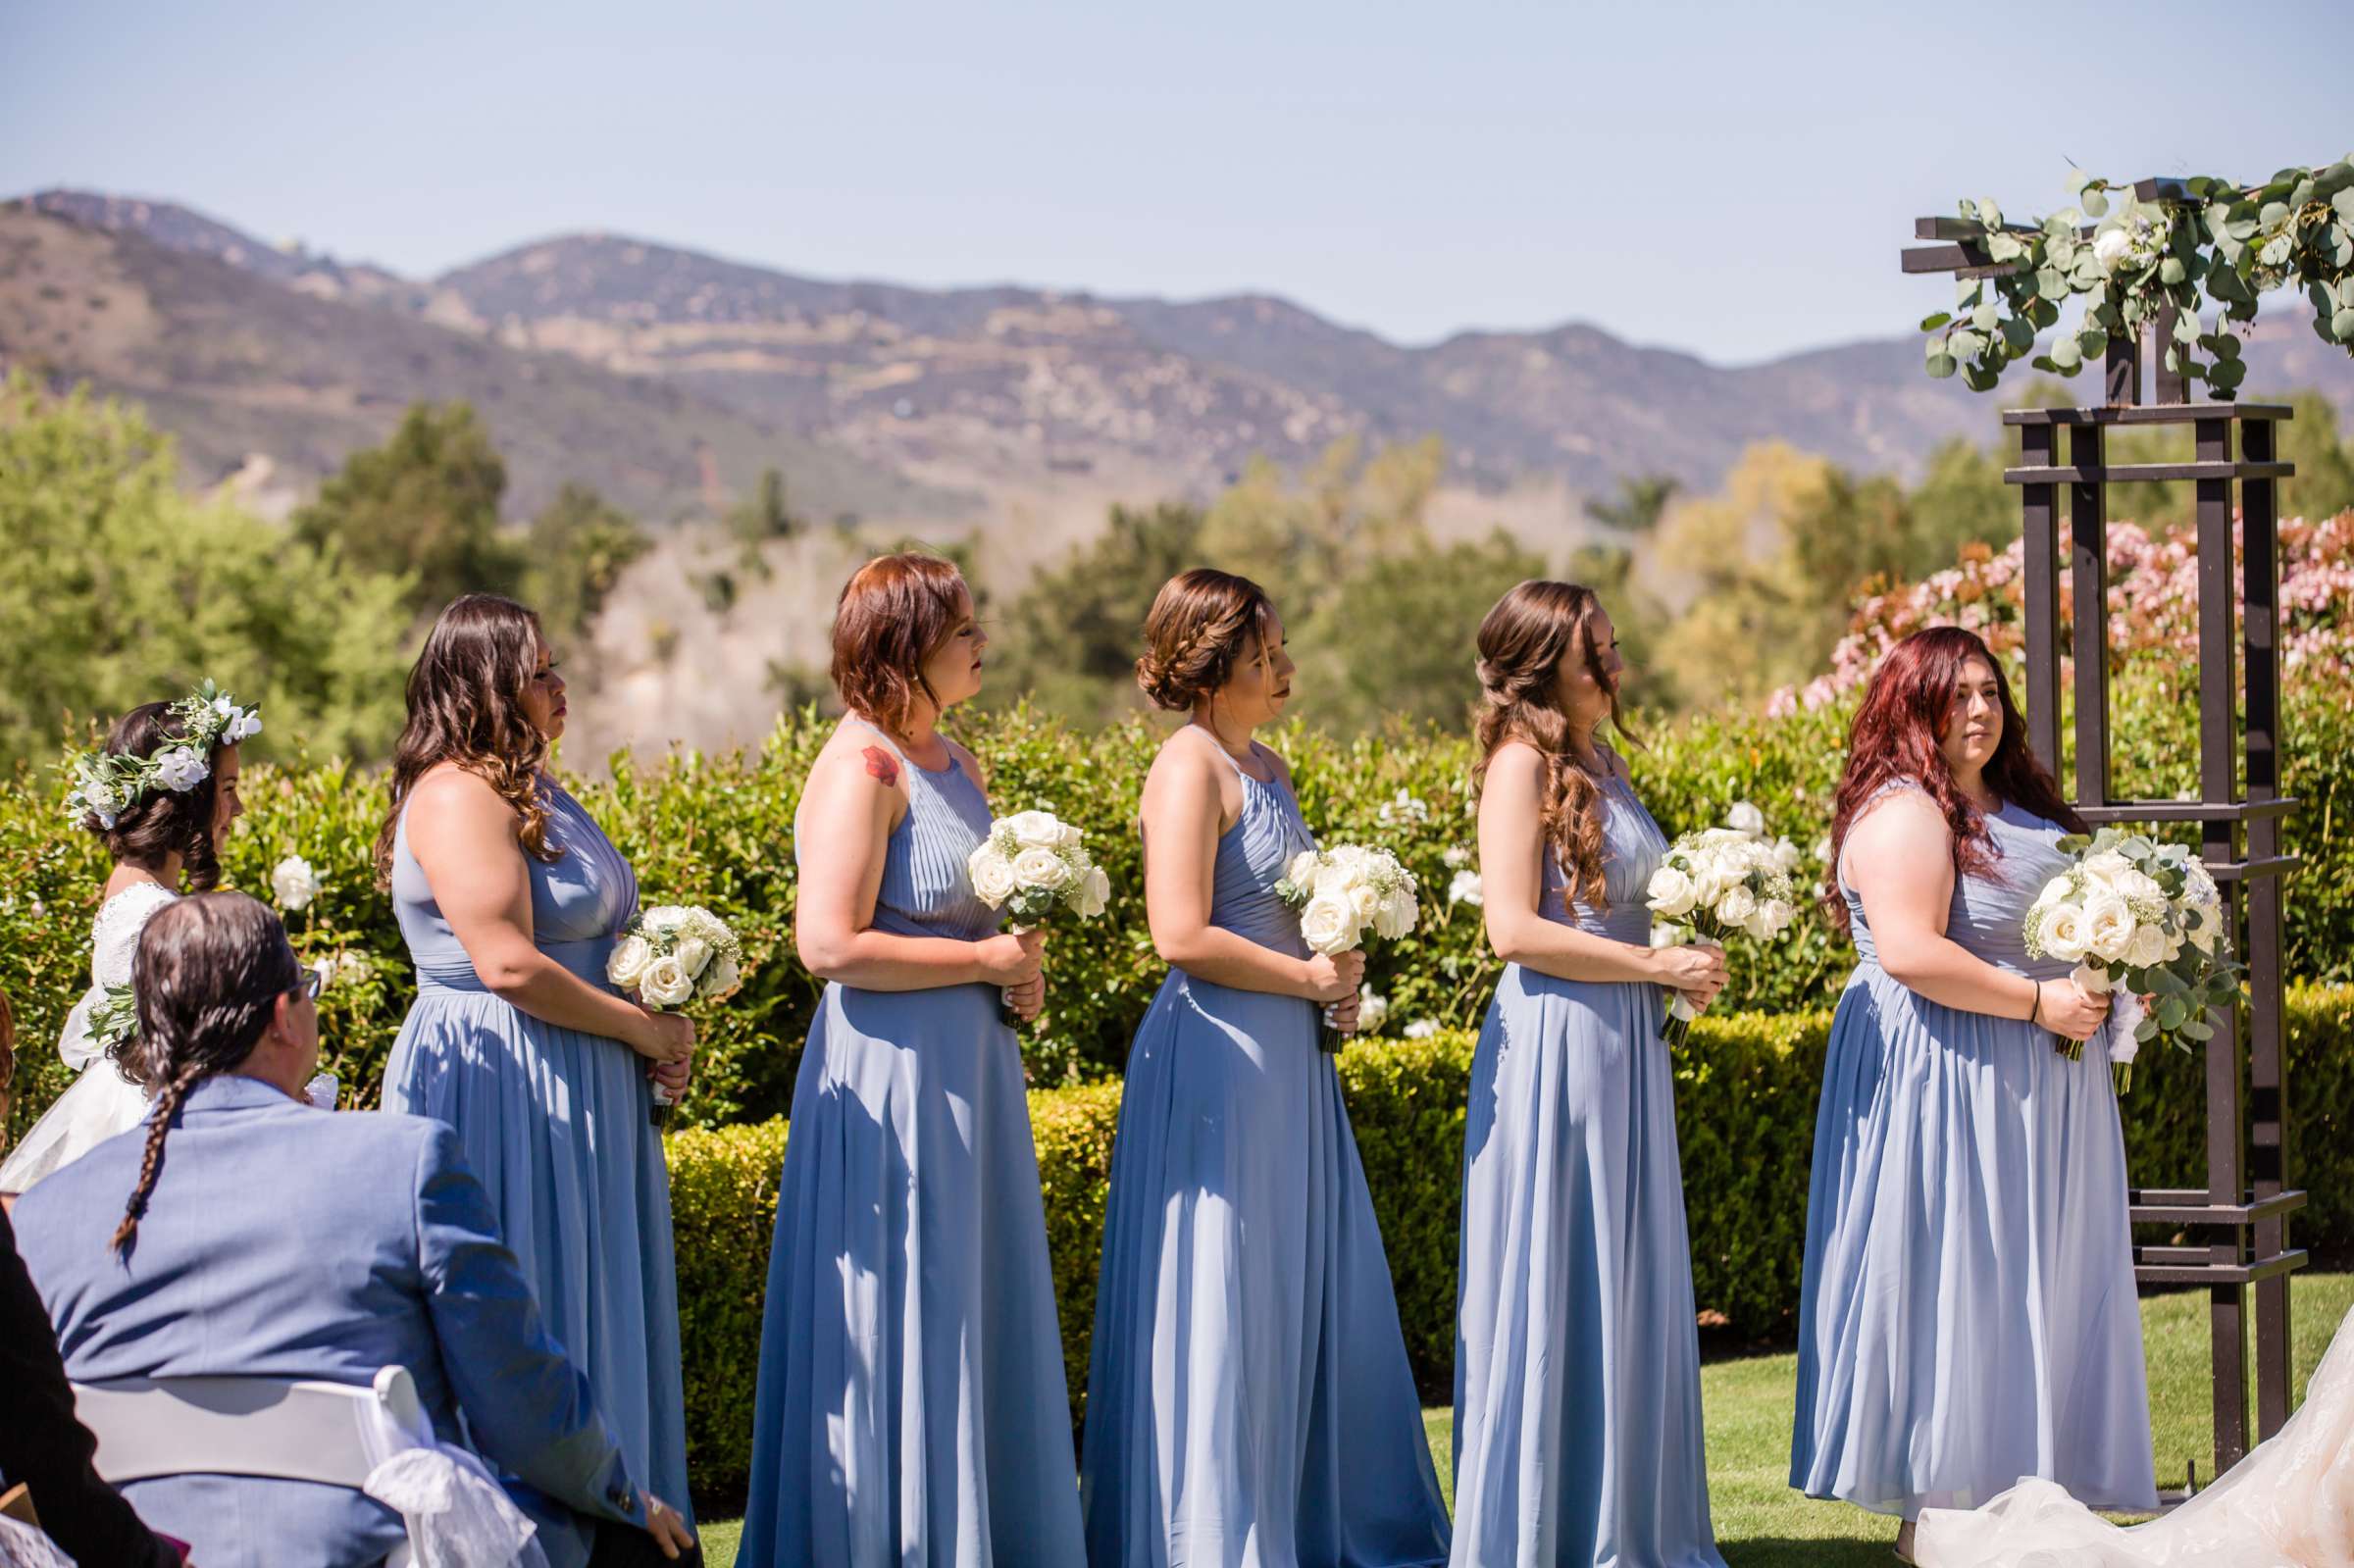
{"left": 0, "top": 688, "right": 254, "bottom": 1198}
{"left": 1918, "top": 1307, "right": 2354, "bottom": 1566}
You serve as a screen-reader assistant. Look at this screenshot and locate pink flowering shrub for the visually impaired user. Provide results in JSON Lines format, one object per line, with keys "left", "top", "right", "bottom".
{"left": 1771, "top": 510, "right": 2354, "bottom": 714}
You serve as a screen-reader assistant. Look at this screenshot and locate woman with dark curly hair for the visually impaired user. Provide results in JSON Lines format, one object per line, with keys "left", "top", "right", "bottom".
{"left": 377, "top": 593, "right": 697, "bottom": 1554}
{"left": 0, "top": 686, "right": 254, "bottom": 1198}
{"left": 1079, "top": 568, "right": 1450, "bottom": 1568}
{"left": 1789, "top": 626, "right": 2154, "bottom": 1562}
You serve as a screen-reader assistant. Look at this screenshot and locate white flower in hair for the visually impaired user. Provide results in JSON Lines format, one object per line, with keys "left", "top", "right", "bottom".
{"left": 153, "top": 746, "right": 210, "bottom": 792}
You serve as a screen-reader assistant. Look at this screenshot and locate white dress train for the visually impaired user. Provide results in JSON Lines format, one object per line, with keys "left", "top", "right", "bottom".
{"left": 0, "top": 882, "right": 175, "bottom": 1194}
{"left": 1918, "top": 1305, "right": 2354, "bottom": 1567}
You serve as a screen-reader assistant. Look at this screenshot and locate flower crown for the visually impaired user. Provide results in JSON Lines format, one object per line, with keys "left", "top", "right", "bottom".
{"left": 65, "top": 681, "right": 263, "bottom": 831}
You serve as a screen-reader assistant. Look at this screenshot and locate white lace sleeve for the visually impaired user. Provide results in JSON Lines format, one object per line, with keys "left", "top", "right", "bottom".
{"left": 88, "top": 882, "right": 179, "bottom": 989}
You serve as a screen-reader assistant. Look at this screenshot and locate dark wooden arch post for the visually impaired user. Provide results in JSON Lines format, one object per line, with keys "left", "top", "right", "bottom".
{"left": 1903, "top": 184, "right": 2307, "bottom": 1491}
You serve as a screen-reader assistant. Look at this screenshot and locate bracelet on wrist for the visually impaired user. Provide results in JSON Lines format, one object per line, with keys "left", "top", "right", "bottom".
{"left": 2028, "top": 982, "right": 2043, "bottom": 1025}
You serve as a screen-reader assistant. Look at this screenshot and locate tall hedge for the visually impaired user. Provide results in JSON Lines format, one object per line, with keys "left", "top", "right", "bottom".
{"left": 664, "top": 988, "right": 2354, "bottom": 1504}
{"left": 9, "top": 661, "right": 2352, "bottom": 1138}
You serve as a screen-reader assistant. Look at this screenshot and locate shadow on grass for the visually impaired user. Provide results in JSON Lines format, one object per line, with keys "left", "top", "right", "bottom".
{"left": 1723, "top": 1542, "right": 1895, "bottom": 1567}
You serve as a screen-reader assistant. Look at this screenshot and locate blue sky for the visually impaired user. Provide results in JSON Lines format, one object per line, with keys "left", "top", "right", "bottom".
{"left": 4, "top": 0, "right": 2345, "bottom": 362}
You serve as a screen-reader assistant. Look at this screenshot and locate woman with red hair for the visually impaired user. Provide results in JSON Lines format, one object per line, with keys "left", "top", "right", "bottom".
{"left": 1788, "top": 627, "right": 2156, "bottom": 1561}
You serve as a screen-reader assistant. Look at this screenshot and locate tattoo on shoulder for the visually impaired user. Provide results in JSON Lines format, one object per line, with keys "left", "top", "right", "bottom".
{"left": 860, "top": 745, "right": 900, "bottom": 787}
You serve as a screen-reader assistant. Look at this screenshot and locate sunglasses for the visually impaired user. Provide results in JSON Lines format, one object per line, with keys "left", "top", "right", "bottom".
{"left": 289, "top": 965, "right": 326, "bottom": 1003}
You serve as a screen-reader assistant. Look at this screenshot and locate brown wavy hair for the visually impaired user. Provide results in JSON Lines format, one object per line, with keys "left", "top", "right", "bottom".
{"left": 829, "top": 553, "right": 972, "bottom": 734}
{"left": 373, "top": 594, "right": 557, "bottom": 888}
{"left": 1135, "top": 569, "right": 1278, "bottom": 711}
{"left": 1471, "top": 581, "right": 1636, "bottom": 912}
{"left": 113, "top": 892, "right": 300, "bottom": 1255}
{"left": 1823, "top": 626, "right": 2083, "bottom": 934}
{"left": 80, "top": 702, "right": 230, "bottom": 890}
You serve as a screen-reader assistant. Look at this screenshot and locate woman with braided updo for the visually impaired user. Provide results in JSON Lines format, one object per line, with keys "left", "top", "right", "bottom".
{"left": 1449, "top": 581, "right": 1727, "bottom": 1567}
{"left": 0, "top": 688, "right": 253, "bottom": 1200}
{"left": 1080, "top": 569, "right": 1451, "bottom": 1568}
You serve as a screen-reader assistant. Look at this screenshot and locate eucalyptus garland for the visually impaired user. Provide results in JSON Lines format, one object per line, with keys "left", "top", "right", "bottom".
{"left": 1919, "top": 159, "right": 2354, "bottom": 397}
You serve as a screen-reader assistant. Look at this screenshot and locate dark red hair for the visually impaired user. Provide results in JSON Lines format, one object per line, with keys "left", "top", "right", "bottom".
{"left": 1824, "top": 626, "right": 2082, "bottom": 934}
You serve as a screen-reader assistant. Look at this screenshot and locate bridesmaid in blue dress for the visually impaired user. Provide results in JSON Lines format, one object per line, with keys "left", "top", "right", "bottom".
{"left": 1790, "top": 626, "right": 2157, "bottom": 1563}
{"left": 1451, "top": 581, "right": 1729, "bottom": 1568}
{"left": 1082, "top": 568, "right": 1451, "bottom": 1568}
{"left": 377, "top": 593, "right": 697, "bottom": 1566}
{"left": 739, "top": 554, "right": 1085, "bottom": 1568}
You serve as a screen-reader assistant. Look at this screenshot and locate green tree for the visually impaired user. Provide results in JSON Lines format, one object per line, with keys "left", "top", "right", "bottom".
{"left": 1198, "top": 435, "right": 1445, "bottom": 618}
{"left": 984, "top": 503, "right": 1205, "bottom": 721}
{"left": 1295, "top": 530, "right": 1546, "bottom": 733}
{"left": 726, "top": 467, "right": 801, "bottom": 545}
{"left": 0, "top": 375, "right": 413, "bottom": 769}
{"left": 1583, "top": 474, "right": 1680, "bottom": 534}
{"left": 291, "top": 401, "right": 520, "bottom": 619}
{"left": 521, "top": 483, "right": 650, "bottom": 641}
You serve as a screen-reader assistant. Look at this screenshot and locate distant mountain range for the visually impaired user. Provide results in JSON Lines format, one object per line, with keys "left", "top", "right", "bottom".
{"left": 9, "top": 188, "right": 2353, "bottom": 531}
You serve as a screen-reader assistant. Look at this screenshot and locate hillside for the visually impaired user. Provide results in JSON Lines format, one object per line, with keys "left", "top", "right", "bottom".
{"left": 0, "top": 202, "right": 971, "bottom": 527}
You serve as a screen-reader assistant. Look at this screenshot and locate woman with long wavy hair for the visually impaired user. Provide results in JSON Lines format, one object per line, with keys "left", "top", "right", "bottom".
{"left": 1449, "top": 581, "right": 1728, "bottom": 1567}
{"left": 0, "top": 688, "right": 253, "bottom": 1200}
{"left": 376, "top": 593, "right": 697, "bottom": 1549}
{"left": 1789, "top": 626, "right": 2154, "bottom": 1562}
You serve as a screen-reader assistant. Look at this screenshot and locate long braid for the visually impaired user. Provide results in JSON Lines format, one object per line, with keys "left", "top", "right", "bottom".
{"left": 106, "top": 891, "right": 301, "bottom": 1258}
{"left": 111, "top": 1060, "right": 202, "bottom": 1256}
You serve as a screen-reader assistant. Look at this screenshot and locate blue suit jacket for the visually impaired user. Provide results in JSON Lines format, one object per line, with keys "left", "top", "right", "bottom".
{"left": 12, "top": 1075, "right": 644, "bottom": 1568}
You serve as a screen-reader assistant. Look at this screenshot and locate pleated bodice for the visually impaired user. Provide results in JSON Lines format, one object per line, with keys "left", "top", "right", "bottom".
{"left": 1536, "top": 771, "right": 1669, "bottom": 944}
{"left": 800, "top": 718, "right": 1001, "bottom": 944}
{"left": 1207, "top": 750, "right": 1317, "bottom": 957}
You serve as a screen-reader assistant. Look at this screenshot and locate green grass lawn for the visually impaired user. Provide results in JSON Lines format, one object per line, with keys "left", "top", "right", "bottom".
{"left": 692, "top": 1273, "right": 2348, "bottom": 1567}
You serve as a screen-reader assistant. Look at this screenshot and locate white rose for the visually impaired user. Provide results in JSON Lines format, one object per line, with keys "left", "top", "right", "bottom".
{"left": 675, "top": 936, "right": 713, "bottom": 980}
{"left": 2115, "top": 869, "right": 2165, "bottom": 909}
{"left": 1348, "top": 883, "right": 1382, "bottom": 923}
{"left": 1725, "top": 800, "right": 1766, "bottom": 837}
{"left": 2071, "top": 961, "right": 2117, "bottom": 996}
{"left": 1075, "top": 865, "right": 1111, "bottom": 919}
{"left": 1374, "top": 888, "right": 1417, "bottom": 941}
{"left": 640, "top": 954, "right": 695, "bottom": 1008}
{"left": 2093, "top": 228, "right": 2133, "bottom": 273}
{"left": 1769, "top": 837, "right": 1803, "bottom": 876}
{"left": 1714, "top": 885, "right": 1758, "bottom": 928}
{"left": 271, "top": 854, "right": 322, "bottom": 912}
{"left": 1448, "top": 870, "right": 1483, "bottom": 907}
{"left": 1311, "top": 861, "right": 1356, "bottom": 897}
{"left": 703, "top": 950, "right": 743, "bottom": 1001}
{"left": 1002, "top": 810, "right": 1065, "bottom": 850}
{"left": 1299, "top": 894, "right": 1357, "bottom": 955}
{"left": 2031, "top": 874, "right": 2074, "bottom": 911}
{"left": 1285, "top": 850, "right": 1322, "bottom": 889}
{"left": 2037, "top": 903, "right": 2090, "bottom": 963}
{"left": 968, "top": 846, "right": 1019, "bottom": 906}
{"left": 153, "top": 745, "right": 209, "bottom": 792}
{"left": 2185, "top": 899, "right": 2223, "bottom": 955}
{"left": 1646, "top": 865, "right": 1698, "bottom": 918}
{"left": 2081, "top": 893, "right": 2135, "bottom": 962}
{"left": 1055, "top": 820, "right": 1085, "bottom": 851}
{"left": 606, "top": 934, "right": 654, "bottom": 988}
{"left": 1651, "top": 923, "right": 1693, "bottom": 949}
{"left": 2081, "top": 850, "right": 2133, "bottom": 885}
{"left": 1356, "top": 986, "right": 1390, "bottom": 1035}
{"left": 2124, "top": 923, "right": 2169, "bottom": 971}
{"left": 1012, "top": 846, "right": 1066, "bottom": 890}
{"left": 1755, "top": 898, "right": 1796, "bottom": 938}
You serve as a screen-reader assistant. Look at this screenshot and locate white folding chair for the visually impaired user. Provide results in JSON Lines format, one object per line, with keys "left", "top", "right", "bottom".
{"left": 74, "top": 1366, "right": 426, "bottom": 1568}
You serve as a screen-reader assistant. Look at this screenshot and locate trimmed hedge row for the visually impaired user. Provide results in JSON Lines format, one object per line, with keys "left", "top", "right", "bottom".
{"left": 665, "top": 987, "right": 2354, "bottom": 1503}
{"left": 11, "top": 659, "right": 2354, "bottom": 1142}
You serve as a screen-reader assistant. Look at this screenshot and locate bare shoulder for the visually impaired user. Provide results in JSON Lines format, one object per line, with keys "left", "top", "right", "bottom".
{"left": 1850, "top": 784, "right": 1950, "bottom": 847}
{"left": 1258, "top": 743, "right": 1297, "bottom": 788}
{"left": 1484, "top": 739, "right": 1550, "bottom": 789}
{"left": 408, "top": 763, "right": 513, "bottom": 826}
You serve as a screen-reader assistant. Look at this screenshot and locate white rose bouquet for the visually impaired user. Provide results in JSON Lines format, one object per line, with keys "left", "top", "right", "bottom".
{"left": 1274, "top": 843, "right": 1420, "bottom": 1049}
{"left": 966, "top": 808, "right": 1113, "bottom": 1025}
{"left": 2023, "top": 829, "right": 2240, "bottom": 1092}
{"left": 606, "top": 903, "right": 745, "bottom": 1122}
{"left": 1645, "top": 803, "right": 1803, "bottom": 1046}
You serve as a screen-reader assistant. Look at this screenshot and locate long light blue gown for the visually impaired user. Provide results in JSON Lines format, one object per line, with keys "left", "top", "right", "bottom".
{"left": 383, "top": 780, "right": 691, "bottom": 1549}
{"left": 1451, "top": 769, "right": 1723, "bottom": 1568}
{"left": 1790, "top": 785, "right": 2158, "bottom": 1518}
{"left": 739, "top": 719, "right": 1086, "bottom": 1568}
{"left": 1081, "top": 739, "right": 1451, "bottom": 1568}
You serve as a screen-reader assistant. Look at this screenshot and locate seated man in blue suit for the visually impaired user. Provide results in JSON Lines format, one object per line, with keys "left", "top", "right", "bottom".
{"left": 12, "top": 891, "right": 697, "bottom": 1568}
